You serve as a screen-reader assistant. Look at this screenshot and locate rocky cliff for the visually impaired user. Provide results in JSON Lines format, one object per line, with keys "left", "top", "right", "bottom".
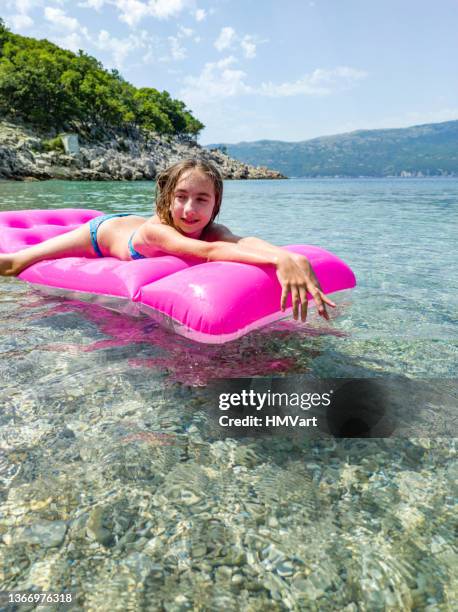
{"left": 0, "top": 121, "right": 286, "bottom": 181}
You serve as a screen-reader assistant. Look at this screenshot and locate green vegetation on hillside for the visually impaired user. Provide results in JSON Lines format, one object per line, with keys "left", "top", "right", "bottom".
{"left": 208, "top": 121, "right": 458, "bottom": 177}
{"left": 0, "top": 18, "right": 203, "bottom": 138}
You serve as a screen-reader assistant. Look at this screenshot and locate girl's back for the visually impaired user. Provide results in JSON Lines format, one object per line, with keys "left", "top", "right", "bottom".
{"left": 96, "top": 215, "right": 150, "bottom": 260}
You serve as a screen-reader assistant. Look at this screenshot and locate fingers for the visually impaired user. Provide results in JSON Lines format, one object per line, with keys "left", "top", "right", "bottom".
{"left": 280, "top": 283, "right": 289, "bottom": 312}
{"left": 304, "top": 283, "right": 334, "bottom": 320}
{"left": 299, "top": 285, "right": 308, "bottom": 322}
{"left": 311, "top": 290, "right": 326, "bottom": 319}
{"left": 322, "top": 294, "right": 337, "bottom": 308}
{"left": 301, "top": 265, "right": 336, "bottom": 319}
{"left": 285, "top": 284, "right": 309, "bottom": 322}
{"left": 280, "top": 283, "right": 306, "bottom": 321}
{"left": 314, "top": 291, "right": 338, "bottom": 320}
{"left": 277, "top": 261, "right": 336, "bottom": 323}
{"left": 291, "top": 286, "right": 300, "bottom": 320}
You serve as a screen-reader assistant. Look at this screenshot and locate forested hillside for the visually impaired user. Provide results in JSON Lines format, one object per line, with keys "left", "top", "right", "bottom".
{"left": 0, "top": 18, "right": 203, "bottom": 139}
{"left": 207, "top": 121, "right": 458, "bottom": 177}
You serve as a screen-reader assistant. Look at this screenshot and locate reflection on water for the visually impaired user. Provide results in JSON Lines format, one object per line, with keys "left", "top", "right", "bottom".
{"left": 0, "top": 284, "right": 456, "bottom": 610}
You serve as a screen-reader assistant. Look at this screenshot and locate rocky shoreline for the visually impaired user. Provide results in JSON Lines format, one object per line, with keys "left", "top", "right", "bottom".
{"left": 0, "top": 121, "right": 286, "bottom": 182}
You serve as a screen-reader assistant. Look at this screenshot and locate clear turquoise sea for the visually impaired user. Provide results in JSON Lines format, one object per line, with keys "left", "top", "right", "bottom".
{"left": 0, "top": 178, "right": 456, "bottom": 610}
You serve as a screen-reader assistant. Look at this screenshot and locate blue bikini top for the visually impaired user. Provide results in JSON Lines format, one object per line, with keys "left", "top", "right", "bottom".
{"left": 128, "top": 230, "right": 145, "bottom": 260}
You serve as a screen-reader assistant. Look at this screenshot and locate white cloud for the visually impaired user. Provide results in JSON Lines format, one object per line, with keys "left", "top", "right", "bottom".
{"left": 80, "top": 0, "right": 190, "bottom": 22}
{"left": 260, "top": 66, "right": 368, "bottom": 97}
{"left": 180, "top": 56, "right": 253, "bottom": 107}
{"left": 53, "top": 31, "right": 85, "bottom": 52}
{"left": 142, "top": 49, "right": 155, "bottom": 63}
{"left": 241, "top": 35, "right": 256, "bottom": 59}
{"left": 7, "top": 0, "right": 34, "bottom": 12}
{"left": 7, "top": 13, "right": 34, "bottom": 29}
{"left": 311, "top": 66, "right": 367, "bottom": 84}
{"left": 157, "top": 24, "right": 198, "bottom": 61}
{"left": 214, "top": 26, "right": 235, "bottom": 51}
{"left": 78, "top": 0, "right": 106, "bottom": 9}
{"left": 215, "top": 27, "right": 261, "bottom": 59}
{"left": 178, "top": 25, "right": 193, "bottom": 38}
{"left": 79, "top": 0, "right": 189, "bottom": 25}
{"left": 113, "top": 0, "right": 150, "bottom": 26}
{"left": 113, "top": 0, "right": 189, "bottom": 26}
{"left": 149, "top": 0, "right": 188, "bottom": 19}
{"left": 4, "top": 0, "right": 39, "bottom": 30}
{"left": 5, "top": 0, "right": 184, "bottom": 67}
{"left": 166, "top": 35, "right": 186, "bottom": 61}
{"left": 181, "top": 61, "right": 368, "bottom": 110}
{"left": 44, "top": 7, "right": 79, "bottom": 31}
{"left": 194, "top": 8, "right": 206, "bottom": 22}
{"left": 94, "top": 28, "right": 150, "bottom": 68}
{"left": 91, "top": 30, "right": 155, "bottom": 70}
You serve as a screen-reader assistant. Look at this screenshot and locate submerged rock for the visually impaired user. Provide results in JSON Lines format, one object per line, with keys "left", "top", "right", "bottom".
{"left": 86, "top": 506, "right": 115, "bottom": 547}
{"left": 4, "top": 520, "right": 67, "bottom": 548}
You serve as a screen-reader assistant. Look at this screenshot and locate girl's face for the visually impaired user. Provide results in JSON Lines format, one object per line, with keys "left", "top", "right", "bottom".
{"left": 170, "top": 169, "right": 216, "bottom": 238}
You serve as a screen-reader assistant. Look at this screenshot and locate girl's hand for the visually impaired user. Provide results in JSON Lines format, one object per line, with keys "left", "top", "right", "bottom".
{"left": 275, "top": 253, "right": 336, "bottom": 322}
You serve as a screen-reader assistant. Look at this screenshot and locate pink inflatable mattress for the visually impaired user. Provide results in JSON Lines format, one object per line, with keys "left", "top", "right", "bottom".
{"left": 0, "top": 209, "right": 356, "bottom": 343}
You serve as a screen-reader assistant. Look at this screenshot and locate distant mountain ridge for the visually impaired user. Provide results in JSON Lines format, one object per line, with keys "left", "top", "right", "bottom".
{"left": 205, "top": 120, "right": 458, "bottom": 177}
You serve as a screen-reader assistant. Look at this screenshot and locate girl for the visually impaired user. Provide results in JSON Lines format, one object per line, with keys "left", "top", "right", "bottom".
{"left": 0, "top": 158, "right": 335, "bottom": 322}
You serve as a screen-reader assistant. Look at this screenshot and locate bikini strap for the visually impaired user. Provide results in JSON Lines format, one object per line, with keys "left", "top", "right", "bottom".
{"left": 128, "top": 230, "right": 146, "bottom": 260}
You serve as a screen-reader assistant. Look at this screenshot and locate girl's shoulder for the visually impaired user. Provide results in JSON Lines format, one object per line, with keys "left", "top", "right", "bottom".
{"left": 147, "top": 214, "right": 162, "bottom": 225}
{"left": 202, "top": 223, "right": 242, "bottom": 243}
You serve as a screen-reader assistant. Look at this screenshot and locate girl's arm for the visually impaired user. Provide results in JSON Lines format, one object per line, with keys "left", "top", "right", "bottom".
{"left": 139, "top": 222, "right": 281, "bottom": 265}
{"left": 138, "top": 222, "right": 335, "bottom": 321}
{"left": 205, "top": 224, "right": 301, "bottom": 259}
{"left": 203, "top": 224, "right": 336, "bottom": 321}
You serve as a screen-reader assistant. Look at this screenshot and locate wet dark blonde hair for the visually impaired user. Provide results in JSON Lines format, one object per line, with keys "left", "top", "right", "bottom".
{"left": 155, "top": 158, "right": 223, "bottom": 229}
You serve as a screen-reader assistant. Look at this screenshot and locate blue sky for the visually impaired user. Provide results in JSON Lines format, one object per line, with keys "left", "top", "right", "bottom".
{"left": 3, "top": 0, "right": 458, "bottom": 144}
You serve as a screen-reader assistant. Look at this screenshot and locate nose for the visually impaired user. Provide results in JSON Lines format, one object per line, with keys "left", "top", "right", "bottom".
{"left": 183, "top": 199, "right": 197, "bottom": 215}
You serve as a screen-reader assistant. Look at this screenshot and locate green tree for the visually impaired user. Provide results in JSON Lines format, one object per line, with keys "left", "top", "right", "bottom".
{"left": 133, "top": 88, "right": 174, "bottom": 133}
{"left": 0, "top": 23, "right": 204, "bottom": 137}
